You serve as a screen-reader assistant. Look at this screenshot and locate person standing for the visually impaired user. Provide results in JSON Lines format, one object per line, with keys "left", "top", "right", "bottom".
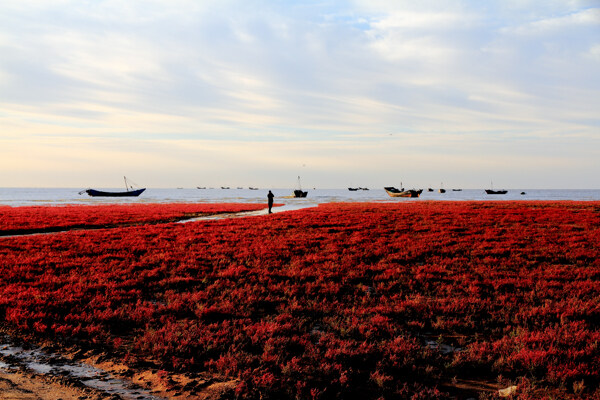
{"left": 267, "top": 190, "right": 274, "bottom": 214}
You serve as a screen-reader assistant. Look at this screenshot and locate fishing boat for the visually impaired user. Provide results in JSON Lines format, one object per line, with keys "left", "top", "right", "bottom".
{"left": 82, "top": 177, "right": 145, "bottom": 197}
{"left": 348, "top": 187, "right": 359, "bottom": 191}
{"left": 294, "top": 176, "right": 308, "bottom": 198}
{"left": 486, "top": 181, "right": 507, "bottom": 195}
{"left": 485, "top": 189, "right": 508, "bottom": 195}
{"left": 384, "top": 186, "right": 420, "bottom": 198}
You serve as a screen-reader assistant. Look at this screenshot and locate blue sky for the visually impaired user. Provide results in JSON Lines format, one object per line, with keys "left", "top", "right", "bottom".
{"left": 1, "top": 0, "right": 599, "bottom": 188}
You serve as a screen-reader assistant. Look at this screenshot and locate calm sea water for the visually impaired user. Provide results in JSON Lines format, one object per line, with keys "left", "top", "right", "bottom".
{"left": 1, "top": 187, "right": 599, "bottom": 209}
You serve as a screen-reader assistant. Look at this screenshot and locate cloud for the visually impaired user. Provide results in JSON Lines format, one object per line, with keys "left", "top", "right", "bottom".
{"left": 0, "top": 1, "right": 599, "bottom": 188}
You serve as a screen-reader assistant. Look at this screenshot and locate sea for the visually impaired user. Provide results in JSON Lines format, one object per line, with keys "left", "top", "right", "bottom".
{"left": 1, "top": 188, "right": 599, "bottom": 210}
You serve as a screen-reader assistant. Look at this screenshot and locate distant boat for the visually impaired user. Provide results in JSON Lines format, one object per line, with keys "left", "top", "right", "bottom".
{"left": 197, "top": 187, "right": 206, "bottom": 189}
{"left": 452, "top": 189, "right": 462, "bottom": 191}
{"left": 221, "top": 187, "right": 230, "bottom": 189}
{"left": 439, "top": 182, "right": 446, "bottom": 193}
{"left": 82, "top": 177, "right": 145, "bottom": 197}
{"left": 428, "top": 188, "right": 434, "bottom": 192}
{"left": 384, "top": 186, "right": 420, "bottom": 198}
{"left": 348, "top": 188, "right": 359, "bottom": 191}
{"left": 294, "top": 176, "right": 308, "bottom": 198}
{"left": 486, "top": 181, "right": 507, "bottom": 195}
{"left": 359, "top": 187, "right": 369, "bottom": 191}
{"left": 249, "top": 187, "right": 259, "bottom": 190}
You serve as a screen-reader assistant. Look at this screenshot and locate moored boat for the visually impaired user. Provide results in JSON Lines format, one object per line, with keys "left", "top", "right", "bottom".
{"left": 294, "top": 176, "right": 308, "bottom": 198}
{"left": 85, "top": 188, "right": 146, "bottom": 197}
{"left": 82, "top": 177, "right": 145, "bottom": 197}
{"left": 486, "top": 181, "right": 507, "bottom": 195}
{"left": 384, "top": 186, "right": 420, "bottom": 198}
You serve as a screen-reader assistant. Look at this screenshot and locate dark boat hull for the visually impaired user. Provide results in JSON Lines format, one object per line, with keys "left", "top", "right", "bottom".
{"left": 85, "top": 188, "right": 146, "bottom": 197}
{"left": 384, "top": 187, "right": 420, "bottom": 198}
{"left": 293, "top": 190, "right": 308, "bottom": 198}
{"left": 485, "top": 189, "right": 507, "bottom": 195}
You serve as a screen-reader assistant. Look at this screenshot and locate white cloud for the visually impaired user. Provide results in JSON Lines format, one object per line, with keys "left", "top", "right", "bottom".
{"left": 0, "top": 0, "right": 599, "bottom": 188}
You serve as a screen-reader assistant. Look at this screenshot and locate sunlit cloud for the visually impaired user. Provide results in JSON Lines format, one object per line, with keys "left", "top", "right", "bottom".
{"left": 0, "top": 0, "right": 598, "bottom": 188}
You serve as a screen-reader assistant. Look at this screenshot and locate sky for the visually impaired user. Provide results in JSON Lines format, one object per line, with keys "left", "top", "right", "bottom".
{"left": 1, "top": 0, "right": 599, "bottom": 189}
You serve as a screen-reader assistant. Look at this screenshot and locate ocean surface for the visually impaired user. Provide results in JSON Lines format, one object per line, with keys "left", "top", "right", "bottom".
{"left": 1, "top": 187, "right": 599, "bottom": 209}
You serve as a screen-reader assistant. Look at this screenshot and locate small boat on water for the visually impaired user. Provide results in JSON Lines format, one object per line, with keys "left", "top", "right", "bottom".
{"left": 82, "top": 177, "right": 145, "bottom": 197}
{"left": 294, "top": 176, "right": 308, "bottom": 198}
{"left": 486, "top": 181, "right": 507, "bottom": 195}
{"left": 384, "top": 186, "right": 420, "bottom": 198}
{"left": 348, "top": 187, "right": 359, "bottom": 191}
{"left": 249, "top": 187, "right": 259, "bottom": 190}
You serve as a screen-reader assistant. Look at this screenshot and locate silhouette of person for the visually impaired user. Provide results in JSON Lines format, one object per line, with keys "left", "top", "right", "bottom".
{"left": 267, "top": 190, "right": 274, "bottom": 214}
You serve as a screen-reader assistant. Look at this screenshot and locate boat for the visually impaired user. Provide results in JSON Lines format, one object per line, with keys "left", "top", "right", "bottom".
{"left": 249, "top": 187, "right": 259, "bottom": 190}
{"left": 348, "top": 188, "right": 359, "bottom": 191}
{"left": 221, "top": 187, "right": 230, "bottom": 189}
{"left": 293, "top": 176, "right": 308, "bottom": 198}
{"left": 486, "top": 181, "right": 507, "bottom": 195}
{"left": 439, "top": 182, "right": 446, "bottom": 193}
{"left": 384, "top": 186, "right": 420, "bottom": 198}
{"left": 359, "top": 187, "right": 369, "bottom": 191}
{"left": 428, "top": 188, "right": 434, "bottom": 192}
{"left": 82, "top": 177, "right": 145, "bottom": 197}
{"left": 452, "top": 189, "right": 462, "bottom": 191}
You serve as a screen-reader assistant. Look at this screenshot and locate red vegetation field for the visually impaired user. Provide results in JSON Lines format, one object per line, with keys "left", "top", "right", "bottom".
{"left": 0, "top": 203, "right": 269, "bottom": 234}
{"left": 0, "top": 201, "right": 599, "bottom": 399}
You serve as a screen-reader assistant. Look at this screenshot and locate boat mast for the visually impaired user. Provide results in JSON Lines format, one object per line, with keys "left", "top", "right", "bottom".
{"left": 124, "top": 176, "right": 129, "bottom": 192}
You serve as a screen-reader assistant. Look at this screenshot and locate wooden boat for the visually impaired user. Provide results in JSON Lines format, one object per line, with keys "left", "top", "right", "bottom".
{"left": 293, "top": 176, "right": 308, "bottom": 198}
{"left": 384, "top": 187, "right": 420, "bottom": 198}
{"left": 83, "top": 177, "right": 145, "bottom": 197}
{"left": 486, "top": 181, "right": 507, "bottom": 195}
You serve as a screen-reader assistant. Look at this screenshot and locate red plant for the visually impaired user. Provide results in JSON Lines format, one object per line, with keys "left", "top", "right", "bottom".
{"left": 0, "top": 201, "right": 599, "bottom": 399}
